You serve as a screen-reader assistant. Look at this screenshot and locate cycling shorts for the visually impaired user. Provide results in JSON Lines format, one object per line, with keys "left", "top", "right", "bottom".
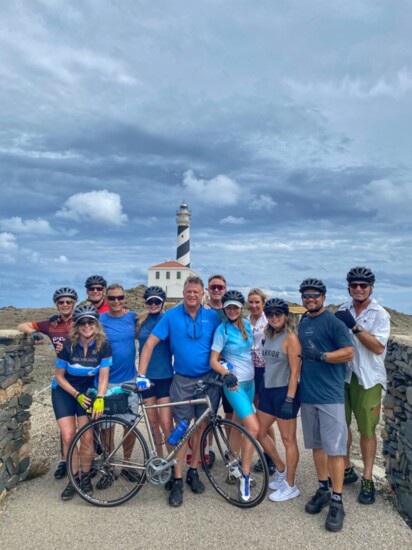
{"left": 223, "top": 379, "right": 255, "bottom": 420}
{"left": 144, "top": 377, "right": 173, "bottom": 400}
{"left": 52, "top": 386, "right": 88, "bottom": 420}
{"left": 258, "top": 385, "right": 301, "bottom": 420}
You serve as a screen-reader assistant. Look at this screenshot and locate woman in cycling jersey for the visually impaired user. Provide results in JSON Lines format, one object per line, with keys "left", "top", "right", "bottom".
{"left": 210, "top": 290, "right": 260, "bottom": 502}
{"left": 257, "top": 298, "right": 301, "bottom": 502}
{"left": 54, "top": 304, "right": 112, "bottom": 501}
{"left": 137, "top": 286, "right": 174, "bottom": 457}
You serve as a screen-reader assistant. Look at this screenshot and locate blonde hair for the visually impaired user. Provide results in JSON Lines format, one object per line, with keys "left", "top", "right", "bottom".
{"left": 247, "top": 288, "right": 267, "bottom": 304}
{"left": 264, "top": 315, "right": 295, "bottom": 339}
{"left": 224, "top": 317, "right": 249, "bottom": 341}
{"left": 70, "top": 319, "right": 107, "bottom": 351}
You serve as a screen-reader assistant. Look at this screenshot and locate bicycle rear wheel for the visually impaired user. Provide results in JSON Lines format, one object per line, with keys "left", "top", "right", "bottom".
{"left": 200, "top": 418, "right": 268, "bottom": 508}
{"left": 67, "top": 417, "right": 149, "bottom": 507}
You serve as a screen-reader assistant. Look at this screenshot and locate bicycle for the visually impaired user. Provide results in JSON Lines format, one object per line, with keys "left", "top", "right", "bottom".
{"left": 67, "top": 378, "right": 269, "bottom": 508}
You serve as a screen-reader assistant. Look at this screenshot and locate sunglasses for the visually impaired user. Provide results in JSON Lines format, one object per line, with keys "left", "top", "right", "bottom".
{"left": 209, "top": 285, "right": 225, "bottom": 291}
{"left": 266, "top": 311, "right": 284, "bottom": 318}
{"left": 302, "top": 292, "right": 322, "bottom": 299}
{"left": 78, "top": 319, "right": 95, "bottom": 326}
{"left": 57, "top": 300, "right": 74, "bottom": 305}
{"left": 88, "top": 286, "right": 104, "bottom": 292}
{"left": 107, "top": 295, "right": 125, "bottom": 301}
{"left": 146, "top": 298, "right": 162, "bottom": 306}
{"left": 349, "top": 282, "right": 369, "bottom": 290}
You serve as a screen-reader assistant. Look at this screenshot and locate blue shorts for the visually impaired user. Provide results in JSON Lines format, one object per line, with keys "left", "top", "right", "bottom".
{"left": 144, "top": 377, "right": 173, "bottom": 400}
{"left": 223, "top": 379, "right": 255, "bottom": 420}
{"left": 52, "top": 386, "right": 88, "bottom": 420}
{"left": 258, "top": 385, "right": 301, "bottom": 420}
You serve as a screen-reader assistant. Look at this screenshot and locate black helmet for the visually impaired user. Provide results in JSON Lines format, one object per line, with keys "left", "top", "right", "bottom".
{"left": 299, "top": 278, "right": 327, "bottom": 294}
{"left": 346, "top": 266, "right": 375, "bottom": 285}
{"left": 53, "top": 287, "right": 78, "bottom": 303}
{"left": 144, "top": 286, "right": 166, "bottom": 302}
{"left": 222, "top": 290, "right": 245, "bottom": 308}
{"left": 73, "top": 304, "right": 99, "bottom": 324}
{"left": 85, "top": 275, "right": 107, "bottom": 288}
{"left": 264, "top": 298, "right": 289, "bottom": 315}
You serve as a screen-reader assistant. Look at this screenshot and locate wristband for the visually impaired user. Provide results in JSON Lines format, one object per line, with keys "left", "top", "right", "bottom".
{"left": 352, "top": 325, "right": 363, "bottom": 334}
{"left": 285, "top": 396, "right": 294, "bottom": 403}
{"left": 320, "top": 352, "right": 327, "bottom": 362}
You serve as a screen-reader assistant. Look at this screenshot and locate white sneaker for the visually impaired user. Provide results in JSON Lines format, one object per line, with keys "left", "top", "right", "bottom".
{"left": 268, "top": 480, "right": 300, "bottom": 502}
{"left": 268, "top": 467, "right": 287, "bottom": 490}
{"left": 239, "top": 474, "right": 251, "bottom": 502}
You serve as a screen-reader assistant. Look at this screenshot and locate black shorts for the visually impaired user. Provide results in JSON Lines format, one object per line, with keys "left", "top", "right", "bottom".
{"left": 143, "top": 377, "right": 173, "bottom": 400}
{"left": 169, "top": 371, "right": 220, "bottom": 424}
{"left": 52, "top": 386, "right": 88, "bottom": 420}
{"left": 254, "top": 367, "right": 265, "bottom": 397}
{"left": 258, "top": 385, "right": 301, "bottom": 420}
{"left": 221, "top": 386, "right": 233, "bottom": 414}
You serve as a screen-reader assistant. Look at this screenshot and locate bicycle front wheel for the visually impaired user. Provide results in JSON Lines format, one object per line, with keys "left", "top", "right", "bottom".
{"left": 200, "top": 418, "right": 268, "bottom": 508}
{"left": 67, "top": 417, "right": 149, "bottom": 507}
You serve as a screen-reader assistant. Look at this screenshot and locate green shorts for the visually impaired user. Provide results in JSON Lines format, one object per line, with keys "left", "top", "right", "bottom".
{"left": 345, "top": 373, "right": 382, "bottom": 438}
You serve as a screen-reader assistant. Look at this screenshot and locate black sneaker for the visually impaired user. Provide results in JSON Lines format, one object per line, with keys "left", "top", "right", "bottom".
{"left": 54, "top": 461, "right": 67, "bottom": 480}
{"left": 305, "top": 488, "right": 331, "bottom": 514}
{"left": 80, "top": 473, "right": 93, "bottom": 495}
{"left": 165, "top": 466, "right": 175, "bottom": 491}
{"left": 343, "top": 467, "right": 359, "bottom": 485}
{"left": 96, "top": 471, "right": 115, "bottom": 490}
{"left": 61, "top": 480, "right": 76, "bottom": 500}
{"left": 253, "top": 456, "right": 275, "bottom": 475}
{"left": 325, "top": 501, "right": 345, "bottom": 532}
{"left": 89, "top": 459, "right": 98, "bottom": 479}
{"left": 121, "top": 468, "right": 141, "bottom": 483}
{"left": 253, "top": 459, "right": 264, "bottom": 472}
{"left": 358, "top": 477, "right": 375, "bottom": 505}
{"left": 169, "top": 479, "right": 184, "bottom": 507}
{"left": 186, "top": 468, "right": 205, "bottom": 494}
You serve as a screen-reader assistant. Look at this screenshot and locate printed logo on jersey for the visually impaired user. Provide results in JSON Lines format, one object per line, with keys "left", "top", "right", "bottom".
{"left": 304, "top": 326, "right": 315, "bottom": 336}
{"left": 262, "top": 349, "right": 280, "bottom": 359}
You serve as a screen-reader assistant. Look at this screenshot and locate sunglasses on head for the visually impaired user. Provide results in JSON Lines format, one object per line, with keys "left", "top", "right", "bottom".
{"left": 57, "top": 300, "right": 74, "bottom": 305}
{"left": 107, "top": 295, "right": 125, "bottom": 302}
{"left": 146, "top": 298, "right": 162, "bottom": 306}
{"left": 302, "top": 292, "right": 322, "bottom": 299}
{"left": 266, "top": 310, "right": 284, "bottom": 318}
{"left": 78, "top": 319, "right": 95, "bottom": 326}
{"left": 349, "top": 282, "right": 369, "bottom": 290}
{"left": 209, "top": 285, "right": 225, "bottom": 291}
{"left": 88, "top": 286, "right": 104, "bottom": 292}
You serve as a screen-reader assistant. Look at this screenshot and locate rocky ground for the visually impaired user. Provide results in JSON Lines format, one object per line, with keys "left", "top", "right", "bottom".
{"left": 0, "top": 289, "right": 411, "bottom": 483}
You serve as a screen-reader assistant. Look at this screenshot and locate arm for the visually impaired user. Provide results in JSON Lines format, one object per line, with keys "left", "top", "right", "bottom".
{"left": 284, "top": 333, "right": 301, "bottom": 399}
{"left": 17, "top": 321, "right": 36, "bottom": 334}
{"left": 138, "top": 334, "right": 161, "bottom": 376}
{"left": 210, "top": 350, "right": 230, "bottom": 376}
{"left": 352, "top": 325, "right": 385, "bottom": 355}
{"left": 322, "top": 346, "right": 354, "bottom": 364}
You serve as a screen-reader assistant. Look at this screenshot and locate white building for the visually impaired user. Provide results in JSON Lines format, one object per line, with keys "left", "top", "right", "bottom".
{"left": 147, "top": 260, "right": 198, "bottom": 299}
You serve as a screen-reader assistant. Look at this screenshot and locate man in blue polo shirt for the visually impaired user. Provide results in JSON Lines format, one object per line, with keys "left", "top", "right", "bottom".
{"left": 138, "top": 276, "right": 220, "bottom": 507}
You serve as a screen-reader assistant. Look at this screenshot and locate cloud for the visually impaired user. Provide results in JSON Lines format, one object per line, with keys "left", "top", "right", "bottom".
{"left": 56, "top": 190, "right": 128, "bottom": 226}
{"left": 0, "top": 232, "right": 18, "bottom": 251}
{"left": 219, "top": 216, "right": 246, "bottom": 225}
{"left": 0, "top": 216, "right": 55, "bottom": 234}
{"left": 182, "top": 170, "right": 240, "bottom": 206}
{"left": 249, "top": 194, "right": 278, "bottom": 211}
{"left": 54, "top": 255, "right": 68, "bottom": 263}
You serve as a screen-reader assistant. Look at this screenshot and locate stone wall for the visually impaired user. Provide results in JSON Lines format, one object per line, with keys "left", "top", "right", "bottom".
{"left": 382, "top": 338, "right": 412, "bottom": 521}
{"left": 0, "top": 330, "right": 34, "bottom": 501}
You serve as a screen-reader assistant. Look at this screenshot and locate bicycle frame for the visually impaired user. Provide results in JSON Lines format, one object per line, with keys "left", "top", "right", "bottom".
{"left": 102, "top": 391, "right": 214, "bottom": 475}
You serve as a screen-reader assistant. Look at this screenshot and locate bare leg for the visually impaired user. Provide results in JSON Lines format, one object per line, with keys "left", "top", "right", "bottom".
{"left": 239, "top": 413, "right": 260, "bottom": 475}
{"left": 312, "top": 448, "right": 328, "bottom": 481}
{"left": 145, "top": 397, "right": 165, "bottom": 457}
{"left": 360, "top": 434, "right": 377, "bottom": 479}
{"left": 57, "top": 416, "right": 77, "bottom": 470}
{"left": 328, "top": 455, "right": 344, "bottom": 493}
{"left": 277, "top": 418, "right": 299, "bottom": 487}
{"left": 256, "top": 410, "right": 285, "bottom": 472}
{"left": 157, "top": 397, "right": 174, "bottom": 454}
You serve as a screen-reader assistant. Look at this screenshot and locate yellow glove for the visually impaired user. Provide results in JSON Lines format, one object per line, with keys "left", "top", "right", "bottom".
{"left": 76, "top": 393, "right": 89, "bottom": 408}
{"left": 92, "top": 396, "right": 105, "bottom": 415}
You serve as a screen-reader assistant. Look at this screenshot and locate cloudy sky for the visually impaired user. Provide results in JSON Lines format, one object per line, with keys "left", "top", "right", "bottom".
{"left": 1, "top": 0, "right": 411, "bottom": 312}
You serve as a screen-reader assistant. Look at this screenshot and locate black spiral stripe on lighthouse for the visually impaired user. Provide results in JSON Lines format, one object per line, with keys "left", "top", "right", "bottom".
{"left": 177, "top": 225, "right": 186, "bottom": 236}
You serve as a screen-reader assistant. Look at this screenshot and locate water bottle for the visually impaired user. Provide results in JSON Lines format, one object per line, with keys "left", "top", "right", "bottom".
{"left": 168, "top": 419, "right": 190, "bottom": 446}
{"left": 219, "top": 360, "right": 233, "bottom": 371}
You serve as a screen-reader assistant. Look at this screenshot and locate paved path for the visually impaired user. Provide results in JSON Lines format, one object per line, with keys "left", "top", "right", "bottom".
{"left": 1, "top": 426, "right": 411, "bottom": 550}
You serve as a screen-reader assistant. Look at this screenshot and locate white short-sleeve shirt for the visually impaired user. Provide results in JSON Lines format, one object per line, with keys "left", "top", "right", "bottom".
{"left": 339, "top": 299, "right": 390, "bottom": 390}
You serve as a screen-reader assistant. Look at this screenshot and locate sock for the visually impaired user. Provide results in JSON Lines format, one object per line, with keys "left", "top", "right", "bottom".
{"left": 332, "top": 491, "right": 342, "bottom": 502}
{"left": 318, "top": 479, "right": 329, "bottom": 491}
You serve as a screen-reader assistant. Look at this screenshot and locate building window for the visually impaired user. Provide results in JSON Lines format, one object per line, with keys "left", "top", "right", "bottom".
{"left": 166, "top": 271, "right": 170, "bottom": 280}
{"left": 176, "top": 271, "right": 181, "bottom": 280}
{"left": 155, "top": 271, "right": 160, "bottom": 279}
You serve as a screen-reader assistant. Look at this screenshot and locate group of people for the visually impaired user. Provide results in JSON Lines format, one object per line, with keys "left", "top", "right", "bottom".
{"left": 17, "top": 266, "right": 390, "bottom": 533}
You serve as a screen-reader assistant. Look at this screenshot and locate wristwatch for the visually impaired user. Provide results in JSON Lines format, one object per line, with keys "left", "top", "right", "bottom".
{"left": 352, "top": 325, "right": 363, "bottom": 334}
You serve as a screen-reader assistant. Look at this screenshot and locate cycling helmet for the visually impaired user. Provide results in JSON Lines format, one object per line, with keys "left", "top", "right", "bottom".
{"left": 264, "top": 298, "right": 289, "bottom": 315}
{"left": 72, "top": 304, "right": 99, "bottom": 324}
{"left": 299, "top": 278, "right": 327, "bottom": 294}
{"left": 53, "top": 287, "right": 78, "bottom": 303}
{"left": 85, "top": 275, "right": 107, "bottom": 288}
{"left": 144, "top": 286, "right": 166, "bottom": 302}
{"left": 222, "top": 290, "right": 245, "bottom": 308}
{"left": 346, "top": 266, "right": 375, "bottom": 285}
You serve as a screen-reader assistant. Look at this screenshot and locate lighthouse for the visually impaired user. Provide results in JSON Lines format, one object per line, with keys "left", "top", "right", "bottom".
{"left": 176, "top": 201, "right": 191, "bottom": 267}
